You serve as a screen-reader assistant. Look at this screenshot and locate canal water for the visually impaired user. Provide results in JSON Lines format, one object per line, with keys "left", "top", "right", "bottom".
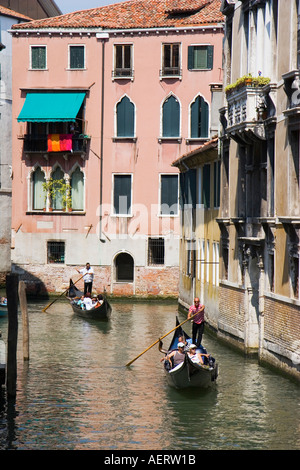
{"left": 0, "top": 299, "right": 299, "bottom": 451}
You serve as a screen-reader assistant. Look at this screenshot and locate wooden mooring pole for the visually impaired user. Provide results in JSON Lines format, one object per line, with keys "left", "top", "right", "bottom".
{"left": 6, "top": 273, "right": 19, "bottom": 397}
{"left": 18, "top": 281, "right": 29, "bottom": 361}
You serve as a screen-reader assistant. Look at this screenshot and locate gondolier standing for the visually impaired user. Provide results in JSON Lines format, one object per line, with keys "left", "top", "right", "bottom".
{"left": 187, "top": 297, "right": 205, "bottom": 348}
{"left": 77, "top": 262, "right": 94, "bottom": 295}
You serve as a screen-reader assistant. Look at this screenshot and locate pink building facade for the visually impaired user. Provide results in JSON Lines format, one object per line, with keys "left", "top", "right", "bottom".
{"left": 10, "top": 0, "right": 224, "bottom": 296}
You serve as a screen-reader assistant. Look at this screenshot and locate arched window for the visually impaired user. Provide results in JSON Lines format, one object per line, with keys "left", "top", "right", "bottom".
{"left": 162, "top": 95, "right": 180, "bottom": 137}
{"left": 71, "top": 167, "right": 84, "bottom": 211}
{"left": 190, "top": 95, "right": 209, "bottom": 138}
{"left": 51, "top": 167, "right": 64, "bottom": 210}
{"left": 115, "top": 252, "right": 134, "bottom": 282}
{"left": 32, "top": 167, "right": 46, "bottom": 210}
{"left": 116, "top": 96, "right": 135, "bottom": 137}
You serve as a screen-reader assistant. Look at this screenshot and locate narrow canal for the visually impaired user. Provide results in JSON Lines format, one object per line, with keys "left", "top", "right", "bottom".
{"left": 0, "top": 299, "right": 299, "bottom": 450}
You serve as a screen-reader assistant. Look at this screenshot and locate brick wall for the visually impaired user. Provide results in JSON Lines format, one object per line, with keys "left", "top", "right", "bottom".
{"left": 264, "top": 296, "right": 300, "bottom": 355}
{"left": 11, "top": 264, "right": 179, "bottom": 298}
{"left": 219, "top": 283, "right": 245, "bottom": 333}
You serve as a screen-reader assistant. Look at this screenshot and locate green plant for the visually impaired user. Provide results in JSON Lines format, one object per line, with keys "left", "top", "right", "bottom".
{"left": 225, "top": 74, "right": 270, "bottom": 94}
{"left": 42, "top": 178, "right": 72, "bottom": 210}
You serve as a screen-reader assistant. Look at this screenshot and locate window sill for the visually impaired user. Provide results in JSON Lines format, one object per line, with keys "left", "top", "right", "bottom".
{"left": 158, "top": 137, "right": 182, "bottom": 144}
{"left": 26, "top": 210, "right": 86, "bottom": 215}
{"left": 29, "top": 68, "right": 48, "bottom": 71}
{"left": 185, "top": 137, "right": 209, "bottom": 144}
{"left": 112, "top": 137, "right": 137, "bottom": 142}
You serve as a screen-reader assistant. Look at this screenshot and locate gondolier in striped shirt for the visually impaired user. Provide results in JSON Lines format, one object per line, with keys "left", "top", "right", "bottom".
{"left": 187, "top": 297, "right": 205, "bottom": 348}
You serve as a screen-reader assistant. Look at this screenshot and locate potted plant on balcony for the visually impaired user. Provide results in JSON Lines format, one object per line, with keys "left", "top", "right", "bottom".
{"left": 225, "top": 74, "right": 270, "bottom": 95}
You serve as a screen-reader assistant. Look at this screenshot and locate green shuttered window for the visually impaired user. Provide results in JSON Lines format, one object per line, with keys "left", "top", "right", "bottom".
{"left": 114, "top": 174, "right": 132, "bottom": 215}
{"left": 160, "top": 174, "right": 178, "bottom": 215}
{"left": 188, "top": 45, "right": 214, "bottom": 70}
{"left": 162, "top": 95, "right": 180, "bottom": 137}
{"left": 69, "top": 46, "right": 85, "bottom": 69}
{"left": 191, "top": 95, "right": 209, "bottom": 138}
{"left": 31, "top": 46, "right": 46, "bottom": 69}
{"left": 117, "top": 96, "right": 135, "bottom": 137}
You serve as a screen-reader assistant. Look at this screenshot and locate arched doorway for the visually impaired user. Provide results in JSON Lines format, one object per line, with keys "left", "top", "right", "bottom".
{"left": 115, "top": 252, "right": 134, "bottom": 282}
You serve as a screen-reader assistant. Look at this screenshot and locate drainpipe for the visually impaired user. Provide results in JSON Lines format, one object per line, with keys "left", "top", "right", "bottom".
{"left": 96, "top": 32, "right": 109, "bottom": 242}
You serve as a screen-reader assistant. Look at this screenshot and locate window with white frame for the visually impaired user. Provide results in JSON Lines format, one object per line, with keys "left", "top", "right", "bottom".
{"left": 160, "top": 174, "right": 179, "bottom": 215}
{"left": 113, "top": 174, "right": 132, "bottom": 215}
{"left": 30, "top": 45, "right": 47, "bottom": 70}
{"left": 69, "top": 45, "right": 85, "bottom": 69}
{"left": 70, "top": 167, "right": 84, "bottom": 211}
{"left": 162, "top": 95, "right": 180, "bottom": 138}
{"left": 187, "top": 45, "right": 214, "bottom": 70}
{"left": 190, "top": 95, "right": 209, "bottom": 139}
{"left": 161, "top": 43, "right": 181, "bottom": 77}
{"left": 113, "top": 44, "right": 133, "bottom": 78}
{"left": 116, "top": 96, "right": 135, "bottom": 138}
{"left": 32, "top": 167, "right": 46, "bottom": 210}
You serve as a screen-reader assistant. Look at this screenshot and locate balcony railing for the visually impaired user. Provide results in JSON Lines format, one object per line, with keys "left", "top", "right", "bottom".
{"left": 160, "top": 67, "right": 182, "bottom": 79}
{"left": 223, "top": 80, "right": 276, "bottom": 142}
{"left": 23, "top": 134, "right": 89, "bottom": 153}
{"left": 112, "top": 68, "right": 134, "bottom": 80}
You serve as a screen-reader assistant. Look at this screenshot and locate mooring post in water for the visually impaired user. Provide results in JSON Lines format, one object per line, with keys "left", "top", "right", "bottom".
{"left": 6, "top": 273, "right": 19, "bottom": 397}
{"left": 18, "top": 280, "right": 29, "bottom": 361}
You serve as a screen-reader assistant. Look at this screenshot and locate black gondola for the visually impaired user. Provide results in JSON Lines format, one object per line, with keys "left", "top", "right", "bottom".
{"left": 160, "top": 316, "right": 218, "bottom": 389}
{"left": 67, "top": 279, "right": 111, "bottom": 320}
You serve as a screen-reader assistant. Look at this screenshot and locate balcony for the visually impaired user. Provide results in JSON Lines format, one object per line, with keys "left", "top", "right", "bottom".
{"left": 112, "top": 68, "right": 134, "bottom": 80}
{"left": 160, "top": 67, "right": 182, "bottom": 80}
{"left": 223, "top": 76, "right": 276, "bottom": 143}
{"left": 22, "top": 134, "right": 90, "bottom": 154}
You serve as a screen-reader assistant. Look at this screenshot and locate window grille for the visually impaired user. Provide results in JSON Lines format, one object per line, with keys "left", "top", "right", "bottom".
{"left": 148, "top": 238, "right": 165, "bottom": 265}
{"left": 47, "top": 241, "right": 65, "bottom": 264}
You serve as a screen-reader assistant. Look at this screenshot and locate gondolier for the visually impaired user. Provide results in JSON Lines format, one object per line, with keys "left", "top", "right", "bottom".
{"left": 77, "top": 262, "right": 94, "bottom": 295}
{"left": 187, "top": 297, "right": 205, "bottom": 348}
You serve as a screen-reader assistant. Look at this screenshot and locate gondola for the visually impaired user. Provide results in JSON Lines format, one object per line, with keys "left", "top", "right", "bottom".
{"left": 67, "top": 279, "right": 112, "bottom": 320}
{"left": 160, "top": 317, "right": 218, "bottom": 389}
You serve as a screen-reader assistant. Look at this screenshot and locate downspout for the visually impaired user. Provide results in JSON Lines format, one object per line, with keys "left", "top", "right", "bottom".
{"left": 96, "top": 33, "right": 109, "bottom": 242}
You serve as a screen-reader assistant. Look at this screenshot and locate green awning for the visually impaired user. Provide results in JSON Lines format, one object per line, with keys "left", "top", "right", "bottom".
{"left": 17, "top": 92, "right": 85, "bottom": 122}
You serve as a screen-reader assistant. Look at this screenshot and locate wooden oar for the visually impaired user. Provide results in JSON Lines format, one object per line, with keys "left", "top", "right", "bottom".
{"left": 125, "top": 307, "right": 204, "bottom": 367}
{"left": 42, "top": 274, "right": 84, "bottom": 313}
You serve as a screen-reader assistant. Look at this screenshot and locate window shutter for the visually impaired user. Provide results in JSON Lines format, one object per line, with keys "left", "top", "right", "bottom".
{"left": 162, "top": 95, "right": 180, "bottom": 137}
{"left": 70, "top": 46, "right": 84, "bottom": 69}
{"left": 203, "top": 164, "right": 210, "bottom": 209}
{"left": 161, "top": 175, "right": 178, "bottom": 215}
{"left": 187, "top": 46, "right": 194, "bottom": 69}
{"left": 114, "top": 175, "right": 131, "bottom": 214}
{"left": 207, "top": 45, "right": 214, "bottom": 69}
{"left": 117, "top": 96, "right": 135, "bottom": 137}
{"left": 191, "top": 96, "right": 200, "bottom": 138}
{"left": 200, "top": 97, "right": 209, "bottom": 138}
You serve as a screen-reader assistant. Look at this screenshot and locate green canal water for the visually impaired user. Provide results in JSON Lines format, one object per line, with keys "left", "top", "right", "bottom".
{"left": 0, "top": 299, "right": 299, "bottom": 450}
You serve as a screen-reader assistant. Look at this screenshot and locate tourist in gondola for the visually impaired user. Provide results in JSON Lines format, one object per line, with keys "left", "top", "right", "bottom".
{"left": 160, "top": 342, "right": 186, "bottom": 368}
{"left": 77, "top": 262, "right": 94, "bottom": 295}
{"left": 83, "top": 292, "right": 93, "bottom": 310}
{"left": 187, "top": 297, "right": 205, "bottom": 348}
{"left": 187, "top": 344, "right": 204, "bottom": 365}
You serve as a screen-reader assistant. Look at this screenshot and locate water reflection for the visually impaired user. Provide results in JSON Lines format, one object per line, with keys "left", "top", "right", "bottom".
{"left": 0, "top": 300, "right": 299, "bottom": 450}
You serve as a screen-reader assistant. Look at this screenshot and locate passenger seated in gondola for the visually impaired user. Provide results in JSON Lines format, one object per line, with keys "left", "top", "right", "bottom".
{"left": 91, "top": 294, "right": 104, "bottom": 309}
{"left": 83, "top": 292, "right": 93, "bottom": 310}
{"left": 188, "top": 344, "right": 210, "bottom": 365}
{"left": 161, "top": 342, "right": 186, "bottom": 369}
{"left": 178, "top": 335, "right": 192, "bottom": 352}
{"left": 0, "top": 297, "right": 7, "bottom": 305}
{"left": 76, "top": 295, "right": 85, "bottom": 309}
